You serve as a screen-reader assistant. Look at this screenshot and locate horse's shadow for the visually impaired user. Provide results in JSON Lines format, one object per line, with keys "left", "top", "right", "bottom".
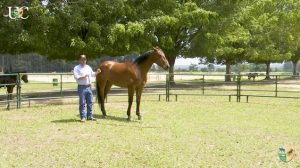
{"left": 94, "top": 114, "right": 139, "bottom": 123}
{"left": 51, "top": 118, "right": 80, "bottom": 123}
{"left": 51, "top": 114, "right": 137, "bottom": 123}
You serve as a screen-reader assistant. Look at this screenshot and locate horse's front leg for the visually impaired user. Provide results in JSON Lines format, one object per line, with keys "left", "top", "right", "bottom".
{"left": 136, "top": 86, "right": 143, "bottom": 120}
{"left": 127, "top": 87, "right": 134, "bottom": 121}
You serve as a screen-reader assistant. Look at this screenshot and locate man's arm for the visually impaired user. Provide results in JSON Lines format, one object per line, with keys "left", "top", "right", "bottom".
{"left": 89, "top": 66, "right": 101, "bottom": 77}
{"left": 73, "top": 67, "right": 87, "bottom": 80}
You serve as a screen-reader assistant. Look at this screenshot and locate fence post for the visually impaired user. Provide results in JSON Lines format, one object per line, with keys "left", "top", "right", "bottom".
{"left": 236, "top": 75, "right": 241, "bottom": 102}
{"left": 202, "top": 75, "right": 205, "bottom": 95}
{"left": 166, "top": 74, "right": 170, "bottom": 102}
{"left": 239, "top": 75, "right": 241, "bottom": 102}
{"left": 17, "top": 73, "right": 21, "bottom": 109}
{"left": 165, "top": 74, "right": 167, "bottom": 102}
{"left": 236, "top": 75, "right": 238, "bottom": 102}
{"left": 60, "top": 74, "right": 63, "bottom": 97}
{"left": 275, "top": 75, "right": 278, "bottom": 97}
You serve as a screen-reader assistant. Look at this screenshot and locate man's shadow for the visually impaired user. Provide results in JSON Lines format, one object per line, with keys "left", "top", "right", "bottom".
{"left": 51, "top": 114, "right": 137, "bottom": 123}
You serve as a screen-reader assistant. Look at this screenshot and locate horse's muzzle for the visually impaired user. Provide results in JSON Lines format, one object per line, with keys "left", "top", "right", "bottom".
{"left": 164, "top": 65, "right": 170, "bottom": 70}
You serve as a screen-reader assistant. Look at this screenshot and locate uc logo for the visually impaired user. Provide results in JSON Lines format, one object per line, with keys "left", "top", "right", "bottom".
{"left": 3, "top": 6, "right": 29, "bottom": 20}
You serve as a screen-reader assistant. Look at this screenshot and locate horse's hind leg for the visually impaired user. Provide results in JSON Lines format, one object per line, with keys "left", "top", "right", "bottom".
{"left": 97, "top": 80, "right": 107, "bottom": 118}
{"left": 104, "top": 82, "right": 113, "bottom": 101}
{"left": 135, "top": 86, "right": 143, "bottom": 120}
{"left": 127, "top": 87, "right": 134, "bottom": 121}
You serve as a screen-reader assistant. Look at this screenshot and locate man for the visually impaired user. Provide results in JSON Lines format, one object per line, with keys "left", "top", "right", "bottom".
{"left": 73, "top": 54, "right": 101, "bottom": 122}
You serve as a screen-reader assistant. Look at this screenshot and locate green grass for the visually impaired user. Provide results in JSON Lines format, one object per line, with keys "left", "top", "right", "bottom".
{"left": 0, "top": 95, "right": 300, "bottom": 167}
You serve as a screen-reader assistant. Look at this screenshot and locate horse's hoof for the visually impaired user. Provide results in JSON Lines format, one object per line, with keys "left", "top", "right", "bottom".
{"left": 127, "top": 117, "right": 131, "bottom": 121}
{"left": 138, "top": 116, "right": 142, "bottom": 120}
{"left": 102, "top": 115, "right": 107, "bottom": 119}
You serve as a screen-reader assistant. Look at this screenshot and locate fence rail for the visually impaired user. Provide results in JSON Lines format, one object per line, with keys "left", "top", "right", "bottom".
{"left": 165, "top": 73, "right": 300, "bottom": 102}
{"left": 0, "top": 73, "right": 300, "bottom": 109}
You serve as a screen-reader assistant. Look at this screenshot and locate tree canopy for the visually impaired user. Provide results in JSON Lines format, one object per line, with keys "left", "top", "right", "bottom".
{"left": 1, "top": 0, "right": 300, "bottom": 79}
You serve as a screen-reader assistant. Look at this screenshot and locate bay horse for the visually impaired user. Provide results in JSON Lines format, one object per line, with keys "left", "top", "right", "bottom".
{"left": 0, "top": 71, "right": 28, "bottom": 100}
{"left": 247, "top": 73, "right": 258, "bottom": 80}
{"left": 96, "top": 47, "right": 170, "bottom": 121}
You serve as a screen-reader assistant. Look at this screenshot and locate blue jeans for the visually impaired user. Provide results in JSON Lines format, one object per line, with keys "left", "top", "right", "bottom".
{"left": 78, "top": 85, "right": 93, "bottom": 119}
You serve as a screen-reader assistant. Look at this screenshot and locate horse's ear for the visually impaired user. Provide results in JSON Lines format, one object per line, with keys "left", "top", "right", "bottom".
{"left": 153, "top": 47, "right": 158, "bottom": 51}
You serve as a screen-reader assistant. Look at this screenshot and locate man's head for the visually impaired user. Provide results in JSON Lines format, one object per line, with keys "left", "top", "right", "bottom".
{"left": 79, "top": 54, "right": 87, "bottom": 65}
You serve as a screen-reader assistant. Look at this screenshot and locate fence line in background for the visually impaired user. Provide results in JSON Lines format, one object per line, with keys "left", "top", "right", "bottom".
{"left": 1, "top": 73, "right": 300, "bottom": 109}
{"left": 165, "top": 73, "right": 300, "bottom": 102}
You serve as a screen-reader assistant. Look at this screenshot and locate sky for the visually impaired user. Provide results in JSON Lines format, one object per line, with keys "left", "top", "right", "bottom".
{"left": 174, "top": 57, "right": 284, "bottom": 69}
{"left": 175, "top": 58, "right": 199, "bottom": 65}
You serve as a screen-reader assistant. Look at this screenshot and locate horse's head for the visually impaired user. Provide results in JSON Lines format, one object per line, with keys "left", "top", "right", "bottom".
{"left": 21, "top": 74, "right": 28, "bottom": 83}
{"left": 152, "top": 47, "right": 170, "bottom": 70}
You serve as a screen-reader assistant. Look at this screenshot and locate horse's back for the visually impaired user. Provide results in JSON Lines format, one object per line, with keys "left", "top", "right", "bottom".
{"left": 99, "top": 61, "right": 132, "bottom": 72}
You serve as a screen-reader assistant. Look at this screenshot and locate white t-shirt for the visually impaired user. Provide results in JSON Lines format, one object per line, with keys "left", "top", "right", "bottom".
{"left": 73, "top": 64, "right": 96, "bottom": 85}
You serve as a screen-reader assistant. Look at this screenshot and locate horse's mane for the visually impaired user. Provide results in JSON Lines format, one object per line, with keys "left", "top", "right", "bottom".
{"left": 133, "top": 51, "right": 152, "bottom": 65}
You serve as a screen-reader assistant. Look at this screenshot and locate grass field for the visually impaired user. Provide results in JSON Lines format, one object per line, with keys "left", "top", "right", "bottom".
{"left": 0, "top": 95, "right": 300, "bottom": 167}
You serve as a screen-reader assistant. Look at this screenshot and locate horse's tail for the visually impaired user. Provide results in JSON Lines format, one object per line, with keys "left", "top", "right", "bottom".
{"left": 96, "top": 76, "right": 101, "bottom": 105}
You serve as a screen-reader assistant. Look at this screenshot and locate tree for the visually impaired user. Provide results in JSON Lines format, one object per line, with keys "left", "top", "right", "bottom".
{"left": 283, "top": 61, "right": 293, "bottom": 72}
{"left": 190, "top": 0, "right": 250, "bottom": 81}
{"left": 207, "top": 63, "right": 215, "bottom": 72}
{"left": 241, "top": 0, "right": 299, "bottom": 79}
{"left": 291, "top": 49, "right": 300, "bottom": 75}
{"left": 249, "top": 63, "right": 267, "bottom": 72}
{"left": 38, "top": 0, "right": 127, "bottom": 59}
{"left": 33, "top": 0, "right": 216, "bottom": 82}
{"left": 189, "top": 63, "right": 198, "bottom": 71}
{"left": 232, "top": 63, "right": 250, "bottom": 73}
{"left": 136, "top": 1, "right": 216, "bottom": 83}
{"left": 284, "top": 1, "right": 300, "bottom": 75}
{"left": 0, "top": 0, "right": 34, "bottom": 54}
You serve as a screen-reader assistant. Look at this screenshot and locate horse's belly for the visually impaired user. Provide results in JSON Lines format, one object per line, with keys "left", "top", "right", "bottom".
{"left": 107, "top": 77, "right": 130, "bottom": 88}
{"left": 108, "top": 76, "right": 140, "bottom": 88}
{"left": 111, "top": 81, "right": 128, "bottom": 88}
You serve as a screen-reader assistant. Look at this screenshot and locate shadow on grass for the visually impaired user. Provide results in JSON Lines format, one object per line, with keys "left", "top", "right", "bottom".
{"left": 51, "top": 115, "right": 162, "bottom": 129}
{"left": 102, "top": 123, "right": 162, "bottom": 129}
{"left": 51, "top": 119, "right": 79, "bottom": 123}
{"left": 51, "top": 114, "right": 137, "bottom": 124}
{"left": 93, "top": 114, "right": 139, "bottom": 123}
{"left": 93, "top": 115, "right": 162, "bottom": 129}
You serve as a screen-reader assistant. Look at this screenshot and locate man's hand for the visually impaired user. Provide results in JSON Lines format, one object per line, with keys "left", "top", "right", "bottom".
{"left": 96, "top": 68, "right": 101, "bottom": 75}
{"left": 78, "top": 74, "right": 88, "bottom": 80}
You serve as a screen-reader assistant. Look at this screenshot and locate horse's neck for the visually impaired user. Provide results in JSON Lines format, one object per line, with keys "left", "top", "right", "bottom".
{"left": 137, "top": 59, "right": 154, "bottom": 78}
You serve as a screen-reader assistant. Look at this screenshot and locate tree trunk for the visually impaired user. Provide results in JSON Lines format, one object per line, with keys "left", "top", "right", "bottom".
{"left": 225, "top": 63, "right": 231, "bottom": 82}
{"left": 265, "top": 62, "right": 271, "bottom": 80}
{"left": 292, "top": 61, "right": 298, "bottom": 76}
{"left": 167, "top": 56, "right": 176, "bottom": 85}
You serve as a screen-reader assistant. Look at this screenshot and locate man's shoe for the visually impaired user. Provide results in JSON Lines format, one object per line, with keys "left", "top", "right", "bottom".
{"left": 87, "top": 117, "right": 97, "bottom": 121}
{"left": 80, "top": 118, "right": 86, "bottom": 122}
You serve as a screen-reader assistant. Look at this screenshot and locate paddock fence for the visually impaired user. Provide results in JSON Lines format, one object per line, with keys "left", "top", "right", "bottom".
{"left": 165, "top": 73, "right": 300, "bottom": 102}
{"left": 0, "top": 73, "right": 300, "bottom": 109}
{"left": 0, "top": 73, "right": 167, "bottom": 109}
